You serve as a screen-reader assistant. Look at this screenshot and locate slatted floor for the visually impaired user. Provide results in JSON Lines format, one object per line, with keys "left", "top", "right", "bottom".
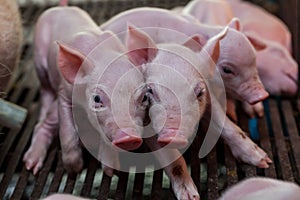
{"left": 0, "top": 1, "right": 299, "bottom": 200}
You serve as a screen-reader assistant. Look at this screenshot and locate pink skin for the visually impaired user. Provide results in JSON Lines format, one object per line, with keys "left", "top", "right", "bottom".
{"left": 145, "top": 136, "right": 200, "bottom": 200}
{"left": 23, "top": 7, "right": 147, "bottom": 175}
{"left": 126, "top": 25, "right": 210, "bottom": 149}
{"left": 219, "top": 177, "right": 300, "bottom": 200}
{"left": 253, "top": 39, "right": 298, "bottom": 96}
{"left": 123, "top": 25, "right": 224, "bottom": 199}
{"left": 178, "top": 1, "right": 272, "bottom": 166}
{"left": 125, "top": 25, "right": 270, "bottom": 199}
{"left": 43, "top": 194, "right": 90, "bottom": 200}
{"left": 59, "top": 0, "right": 68, "bottom": 6}
{"left": 182, "top": 0, "right": 298, "bottom": 117}
{"left": 102, "top": 6, "right": 271, "bottom": 164}
{"left": 226, "top": 0, "right": 292, "bottom": 50}
{"left": 0, "top": 0, "right": 22, "bottom": 95}
{"left": 219, "top": 116, "right": 272, "bottom": 168}
{"left": 103, "top": 7, "right": 272, "bottom": 173}
{"left": 101, "top": 7, "right": 269, "bottom": 105}
{"left": 180, "top": 0, "right": 235, "bottom": 26}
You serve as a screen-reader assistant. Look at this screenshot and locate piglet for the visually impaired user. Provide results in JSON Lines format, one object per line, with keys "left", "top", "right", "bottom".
{"left": 43, "top": 194, "right": 89, "bottom": 200}
{"left": 109, "top": 24, "right": 229, "bottom": 200}
{"left": 226, "top": 0, "right": 298, "bottom": 96}
{"left": 182, "top": 0, "right": 298, "bottom": 118}
{"left": 23, "top": 6, "right": 147, "bottom": 175}
{"left": 101, "top": 7, "right": 272, "bottom": 168}
{"left": 220, "top": 177, "right": 300, "bottom": 200}
{"left": 0, "top": 0, "right": 22, "bottom": 96}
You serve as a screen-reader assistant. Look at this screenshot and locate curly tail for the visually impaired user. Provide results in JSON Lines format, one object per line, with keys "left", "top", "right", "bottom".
{"left": 59, "top": 0, "right": 68, "bottom": 6}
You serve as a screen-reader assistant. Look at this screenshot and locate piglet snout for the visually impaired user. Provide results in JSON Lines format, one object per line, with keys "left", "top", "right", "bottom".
{"left": 157, "top": 129, "right": 188, "bottom": 149}
{"left": 240, "top": 81, "right": 269, "bottom": 105}
{"left": 249, "top": 89, "right": 269, "bottom": 105}
{"left": 112, "top": 129, "right": 143, "bottom": 151}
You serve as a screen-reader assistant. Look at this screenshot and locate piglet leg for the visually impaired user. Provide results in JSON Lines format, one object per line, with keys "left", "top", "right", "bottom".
{"left": 221, "top": 116, "right": 272, "bottom": 168}
{"left": 23, "top": 100, "right": 58, "bottom": 175}
{"left": 242, "top": 101, "right": 264, "bottom": 118}
{"left": 145, "top": 137, "right": 200, "bottom": 200}
{"left": 226, "top": 98, "right": 237, "bottom": 123}
{"left": 58, "top": 87, "right": 83, "bottom": 173}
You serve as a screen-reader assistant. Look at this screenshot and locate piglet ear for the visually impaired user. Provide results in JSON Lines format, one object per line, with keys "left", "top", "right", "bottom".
{"left": 227, "top": 17, "right": 242, "bottom": 31}
{"left": 182, "top": 34, "right": 207, "bottom": 52}
{"left": 245, "top": 32, "right": 267, "bottom": 51}
{"left": 201, "top": 27, "right": 228, "bottom": 77}
{"left": 203, "top": 26, "right": 228, "bottom": 64}
{"left": 57, "top": 42, "right": 92, "bottom": 84}
{"left": 126, "top": 24, "right": 158, "bottom": 66}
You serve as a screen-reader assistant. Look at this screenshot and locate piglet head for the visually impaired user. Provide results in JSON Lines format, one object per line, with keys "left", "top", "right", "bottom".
{"left": 246, "top": 33, "right": 298, "bottom": 96}
{"left": 57, "top": 31, "right": 148, "bottom": 151}
{"left": 217, "top": 18, "right": 269, "bottom": 104}
{"left": 125, "top": 25, "right": 230, "bottom": 149}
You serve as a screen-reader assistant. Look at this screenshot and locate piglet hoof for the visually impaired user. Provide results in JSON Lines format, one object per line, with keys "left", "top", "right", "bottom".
{"left": 23, "top": 144, "right": 48, "bottom": 175}
{"left": 242, "top": 102, "right": 264, "bottom": 118}
{"left": 172, "top": 177, "right": 200, "bottom": 200}
{"left": 112, "top": 131, "right": 143, "bottom": 151}
{"left": 255, "top": 152, "right": 273, "bottom": 169}
{"left": 158, "top": 130, "right": 188, "bottom": 149}
{"left": 229, "top": 134, "right": 272, "bottom": 168}
{"left": 62, "top": 148, "right": 83, "bottom": 173}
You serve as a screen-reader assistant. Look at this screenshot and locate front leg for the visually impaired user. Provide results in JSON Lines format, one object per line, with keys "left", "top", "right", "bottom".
{"left": 207, "top": 93, "right": 271, "bottom": 168}
{"left": 242, "top": 101, "right": 264, "bottom": 118}
{"left": 23, "top": 100, "right": 58, "bottom": 175}
{"left": 226, "top": 97, "right": 237, "bottom": 123}
{"left": 145, "top": 137, "right": 200, "bottom": 200}
{"left": 58, "top": 87, "right": 83, "bottom": 173}
{"left": 221, "top": 117, "right": 272, "bottom": 168}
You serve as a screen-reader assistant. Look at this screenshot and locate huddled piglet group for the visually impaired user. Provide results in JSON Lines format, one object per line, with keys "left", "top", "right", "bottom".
{"left": 21, "top": 0, "right": 298, "bottom": 199}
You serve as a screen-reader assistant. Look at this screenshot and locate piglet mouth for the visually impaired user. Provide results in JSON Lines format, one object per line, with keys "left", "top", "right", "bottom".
{"left": 112, "top": 130, "right": 143, "bottom": 151}
{"left": 240, "top": 84, "right": 269, "bottom": 105}
{"left": 281, "top": 72, "right": 299, "bottom": 96}
{"left": 157, "top": 129, "right": 188, "bottom": 149}
{"left": 248, "top": 90, "right": 269, "bottom": 105}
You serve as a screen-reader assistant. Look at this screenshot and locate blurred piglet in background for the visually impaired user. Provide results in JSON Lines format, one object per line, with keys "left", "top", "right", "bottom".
{"left": 181, "top": 0, "right": 298, "bottom": 118}
{"left": 0, "top": 0, "right": 26, "bottom": 130}
{"left": 23, "top": 5, "right": 148, "bottom": 176}
{"left": 0, "top": 0, "right": 23, "bottom": 95}
{"left": 226, "top": 0, "right": 298, "bottom": 96}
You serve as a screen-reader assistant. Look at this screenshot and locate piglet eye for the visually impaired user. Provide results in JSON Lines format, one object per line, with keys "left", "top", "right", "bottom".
{"left": 94, "top": 95, "right": 101, "bottom": 103}
{"left": 90, "top": 94, "right": 104, "bottom": 111}
{"left": 222, "top": 66, "right": 233, "bottom": 74}
{"left": 197, "top": 89, "right": 204, "bottom": 98}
